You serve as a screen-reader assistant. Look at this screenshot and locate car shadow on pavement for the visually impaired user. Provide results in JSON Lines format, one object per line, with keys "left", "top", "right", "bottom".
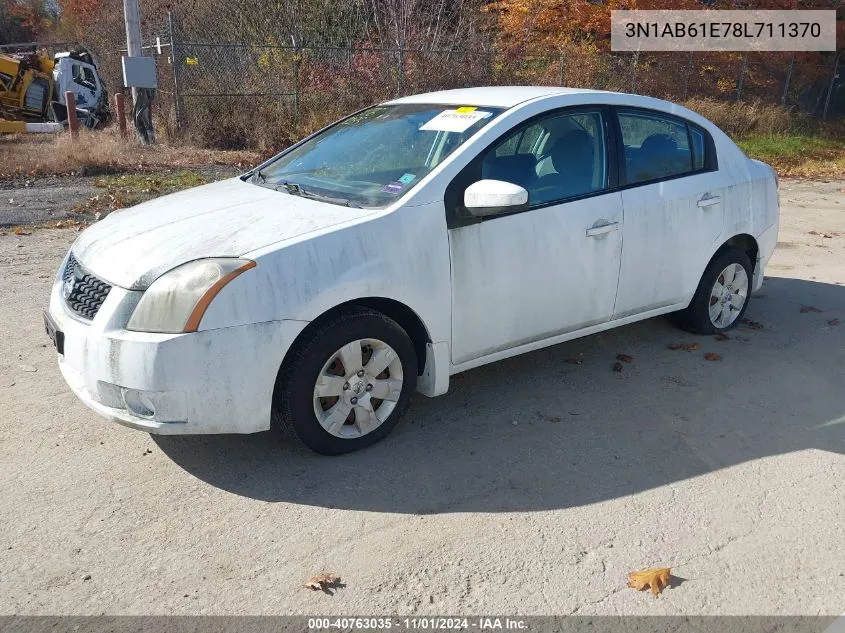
{"left": 154, "top": 277, "right": 845, "bottom": 513}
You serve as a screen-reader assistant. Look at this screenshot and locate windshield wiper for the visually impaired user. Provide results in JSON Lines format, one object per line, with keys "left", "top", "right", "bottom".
{"left": 276, "top": 181, "right": 359, "bottom": 207}
{"left": 253, "top": 169, "right": 267, "bottom": 184}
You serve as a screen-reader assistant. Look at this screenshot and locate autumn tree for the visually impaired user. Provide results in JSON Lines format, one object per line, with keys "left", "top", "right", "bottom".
{"left": 0, "top": 0, "right": 56, "bottom": 45}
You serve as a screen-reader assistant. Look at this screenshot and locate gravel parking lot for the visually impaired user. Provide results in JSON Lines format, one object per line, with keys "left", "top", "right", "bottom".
{"left": 0, "top": 179, "right": 843, "bottom": 615}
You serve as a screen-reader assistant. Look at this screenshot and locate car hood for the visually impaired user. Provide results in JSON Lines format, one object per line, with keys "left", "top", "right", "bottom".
{"left": 72, "top": 177, "right": 375, "bottom": 289}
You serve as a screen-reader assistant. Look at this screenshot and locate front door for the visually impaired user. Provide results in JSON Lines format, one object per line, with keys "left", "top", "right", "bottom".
{"left": 448, "top": 108, "right": 624, "bottom": 365}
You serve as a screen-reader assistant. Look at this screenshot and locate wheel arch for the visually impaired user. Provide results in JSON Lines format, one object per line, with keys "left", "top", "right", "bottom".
{"left": 716, "top": 233, "right": 759, "bottom": 273}
{"left": 279, "top": 297, "right": 432, "bottom": 379}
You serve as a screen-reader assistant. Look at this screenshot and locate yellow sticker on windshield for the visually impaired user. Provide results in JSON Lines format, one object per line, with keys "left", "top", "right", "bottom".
{"left": 456, "top": 106, "right": 477, "bottom": 113}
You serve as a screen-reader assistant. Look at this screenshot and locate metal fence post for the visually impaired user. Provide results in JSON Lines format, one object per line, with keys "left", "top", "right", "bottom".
{"left": 736, "top": 52, "right": 748, "bottom": 102}
{"left": 559, "top": 49, "right": 564, "bottom": 86}
{"left": 822, "top": 51, "right": 841, "bottom": 121}
{"left": 168, "top": 11, "right": 183, "bottom": 133}
{"left": 291, "top": 36, "right": 300, "bottom": 133}
{"left": 396, "top": 43, "right": 405, "bottom": 96}
{"left": 630, "top": 51, "right": 639, "bottom": 93}
{"left": 485, "top": 48, "right": 493, "bottom": 85}
{"left": 781, "top": 54, "right": 796, "bottom": 106}
{"left": 682, "top": 52, "right": 694, "bottom": 100}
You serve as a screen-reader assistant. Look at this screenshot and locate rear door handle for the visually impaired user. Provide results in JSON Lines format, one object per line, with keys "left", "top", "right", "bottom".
{"left": 698, "top": 195, "right": 721, "bottom": 208}
{"left": 586, "top": 222, "right": 620, "bottom": 237}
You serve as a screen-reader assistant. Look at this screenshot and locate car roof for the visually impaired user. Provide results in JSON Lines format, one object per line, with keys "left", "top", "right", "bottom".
{"left": 385, "top": 86, "right": 610, "bottom": 109}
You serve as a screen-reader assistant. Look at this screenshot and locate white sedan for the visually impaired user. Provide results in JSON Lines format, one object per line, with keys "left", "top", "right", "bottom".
{"left": 45, "top": 87, "right": 779, "bottom": 454}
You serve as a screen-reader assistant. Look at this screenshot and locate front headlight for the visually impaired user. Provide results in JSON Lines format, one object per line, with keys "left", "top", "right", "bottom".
{"left": 127, "top": 258, "right": 256, "bottom": 333}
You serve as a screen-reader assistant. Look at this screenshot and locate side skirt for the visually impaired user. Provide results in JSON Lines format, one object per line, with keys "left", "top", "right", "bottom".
{"left": 448, "top": 302, "right": 689, "bottom": 376}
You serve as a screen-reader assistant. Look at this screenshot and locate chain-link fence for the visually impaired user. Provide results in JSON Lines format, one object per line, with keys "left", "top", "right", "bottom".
{"left": 93, "top": 11, "right": 842, "bottom": 149}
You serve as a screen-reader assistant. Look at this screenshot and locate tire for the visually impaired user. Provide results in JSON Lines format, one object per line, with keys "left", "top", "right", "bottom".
{"left": 273, "top": 307, "right": 417, "bottom": 455}
{"left": 675, "top": 248, "right": 754, "bottom": 335}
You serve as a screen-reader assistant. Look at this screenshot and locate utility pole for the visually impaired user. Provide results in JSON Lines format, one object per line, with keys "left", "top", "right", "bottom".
{"left": 122, "top": 0, "right": 155, "bottom": 143}
{"left": 123, "top": 0, "right": 142, "bottom": 110}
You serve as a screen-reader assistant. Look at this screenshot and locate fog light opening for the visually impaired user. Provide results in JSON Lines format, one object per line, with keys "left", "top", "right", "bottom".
{"left": 122, "top": 389, "right": 156, "bottom": 419}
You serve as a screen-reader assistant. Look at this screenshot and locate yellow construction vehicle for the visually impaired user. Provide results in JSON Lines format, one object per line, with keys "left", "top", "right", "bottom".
{"left": 0, "top": 47, "right": 108, "bottom": 133}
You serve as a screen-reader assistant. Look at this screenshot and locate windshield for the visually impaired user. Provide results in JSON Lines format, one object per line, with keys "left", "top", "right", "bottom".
{"left": 253, "top": 103, "right": 504, "bottom": 208}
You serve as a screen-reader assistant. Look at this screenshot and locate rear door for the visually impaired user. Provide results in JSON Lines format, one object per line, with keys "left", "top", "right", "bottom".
{"left": 612, "top": 108, "right": 725, "bottom": 319}
{"left": 448, "top": 107, "right": 624, "bottom": 365}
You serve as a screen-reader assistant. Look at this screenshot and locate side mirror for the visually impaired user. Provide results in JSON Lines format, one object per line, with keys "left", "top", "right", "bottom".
{"left": 464, "top": 179, "right": 529, "bottom": 217}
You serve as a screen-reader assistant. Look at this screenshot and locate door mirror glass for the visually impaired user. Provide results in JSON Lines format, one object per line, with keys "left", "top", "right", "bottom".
{"left": 464, "top": 179, "right": 529, "bottom": 217}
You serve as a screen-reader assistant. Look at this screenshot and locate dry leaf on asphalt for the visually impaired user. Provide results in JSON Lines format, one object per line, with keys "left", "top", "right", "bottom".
{"left": 616, "top": 354, "right": 633, "bottom": 363}
{"left": 828, "top": 318, "right": 840, "bottom": 327}
{"left": 13, "top": 228, "right": 32, "bottom": 236}
{"left": 668, "top": 342, "right": 699, "bottom": 351}
{"left": 741, "top": 318, "right": 764, "bottom": 329}
{"left": 612, "top": 362, "right": 623, "bottom": 373}
{"left": 627, "top": 567, "right": 672, "bottom": 596}
{"left": 800, "top": 306, "right": 823, "bottom": 313}
{"left": 304, "top": 573, "right": 342, "bottom": 591}
{"left": 704, "top": 352, "right": 722, "bottom": 361}
{"left": 714, "top": 333, "right": 730, "bottom": 341}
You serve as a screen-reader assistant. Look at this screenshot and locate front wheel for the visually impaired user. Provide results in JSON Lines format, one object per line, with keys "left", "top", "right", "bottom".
{"left": 274, "top": 308, "right": 417, "bottom": 455}
{"left": 675, "top": 249, "right": 753, "bottom": 334}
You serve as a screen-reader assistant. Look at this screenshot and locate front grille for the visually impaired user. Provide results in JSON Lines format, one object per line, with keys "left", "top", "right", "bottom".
{"left": 62, "top": 253, "right": 112, "bottom": 320}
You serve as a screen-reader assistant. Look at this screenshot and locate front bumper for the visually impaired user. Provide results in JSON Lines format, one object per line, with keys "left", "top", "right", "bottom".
{"left": 47, "top": 275, "right": 307, "bottom": 434}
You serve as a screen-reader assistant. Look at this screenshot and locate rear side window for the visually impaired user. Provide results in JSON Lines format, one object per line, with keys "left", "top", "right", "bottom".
{"left": 618, "top": 110, "right": 713, "bottom": 183}
{"left": 690, "top": 126, "right": 706, "bottom": 171}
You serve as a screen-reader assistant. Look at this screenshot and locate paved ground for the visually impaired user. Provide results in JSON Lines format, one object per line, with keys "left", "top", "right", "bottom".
{"left": 0, "top": 179, "right": 843, "bottom": 615}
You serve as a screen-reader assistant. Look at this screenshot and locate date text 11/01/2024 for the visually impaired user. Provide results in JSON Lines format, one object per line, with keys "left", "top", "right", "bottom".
{"left": 307, "top": 618, "right": 528, "bottom": 630}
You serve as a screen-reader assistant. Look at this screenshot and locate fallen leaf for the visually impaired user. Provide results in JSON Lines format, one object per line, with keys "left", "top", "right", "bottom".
{"left": 704, "top": 352, "right": 722, "bottom": 361}
{"left": 668, "top": 342, "right": 699, "bottom": 351}
{"left": 616, "top": 354, "right": 633, "bottom": 363}
{"left": 13, "top": 228, "right": 32, "bottom": 236}
{"left": 828, "top": 318, "right": 840, "bottom": 327}
{"left": 800, "top": 306, "right": 823, "bottom": 313}
{"left": 741, "top": 319, "right": 764, "bottom": 330}
{"left": 627, "top": 567, "right": 672, "bottom": 596}
{"left": 612, "top": 362, "right": 623, "bottom": 373}
{"left": 714, "top": 333, "right": 730, "bottom": 341}
{"left": 564, "top": 357, "right": 583, "bottom": 365}
{"left": 304, "top": 573, "right": 342, "bottom": 591}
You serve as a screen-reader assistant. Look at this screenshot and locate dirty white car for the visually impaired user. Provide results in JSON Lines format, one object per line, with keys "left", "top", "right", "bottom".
{"left": 45, "top": 87, "right": 779, "bottom": 454}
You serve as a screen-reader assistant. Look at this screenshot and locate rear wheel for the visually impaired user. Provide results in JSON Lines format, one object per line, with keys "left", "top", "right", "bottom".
{"left": 675, "top": 249, "right": 753, "bottom": 334}
{"left": 274, "top": 308, "right": 417, "bottom": 455}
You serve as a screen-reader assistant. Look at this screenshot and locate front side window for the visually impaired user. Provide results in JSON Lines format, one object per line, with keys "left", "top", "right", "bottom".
{"left": 480, "top": 110, "right": 607, "bottom": 206}
{"left": 618, "top": 110, "right": 694, "bottom": 183}
{"left": 255, "top": 104, "right": 503, "bottom": 207}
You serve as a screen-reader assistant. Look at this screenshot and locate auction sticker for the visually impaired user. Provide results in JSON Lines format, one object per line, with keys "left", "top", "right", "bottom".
{"left": 420, "top": 108, "right": 492, "bottom": 133}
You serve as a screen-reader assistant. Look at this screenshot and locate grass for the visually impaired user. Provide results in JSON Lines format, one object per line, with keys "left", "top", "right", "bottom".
{"left": 79, "top": 171, "right": 211, "bottom": 215}
{"left": 737, "top": 135, "right": 845, "bottom": 179}
{"left": 0, "top": 127, "right": 262, "bottom": 178}
{"left": 681, "top": 98, "right": 845, "bottom": 179}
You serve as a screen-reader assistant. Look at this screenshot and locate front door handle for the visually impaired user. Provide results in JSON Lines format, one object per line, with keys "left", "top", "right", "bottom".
{"left": 698, "top": 195, "right": 721, "bottom": 208}
{"left": 586, "top": 222, "right": 620, "bottom": 237}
